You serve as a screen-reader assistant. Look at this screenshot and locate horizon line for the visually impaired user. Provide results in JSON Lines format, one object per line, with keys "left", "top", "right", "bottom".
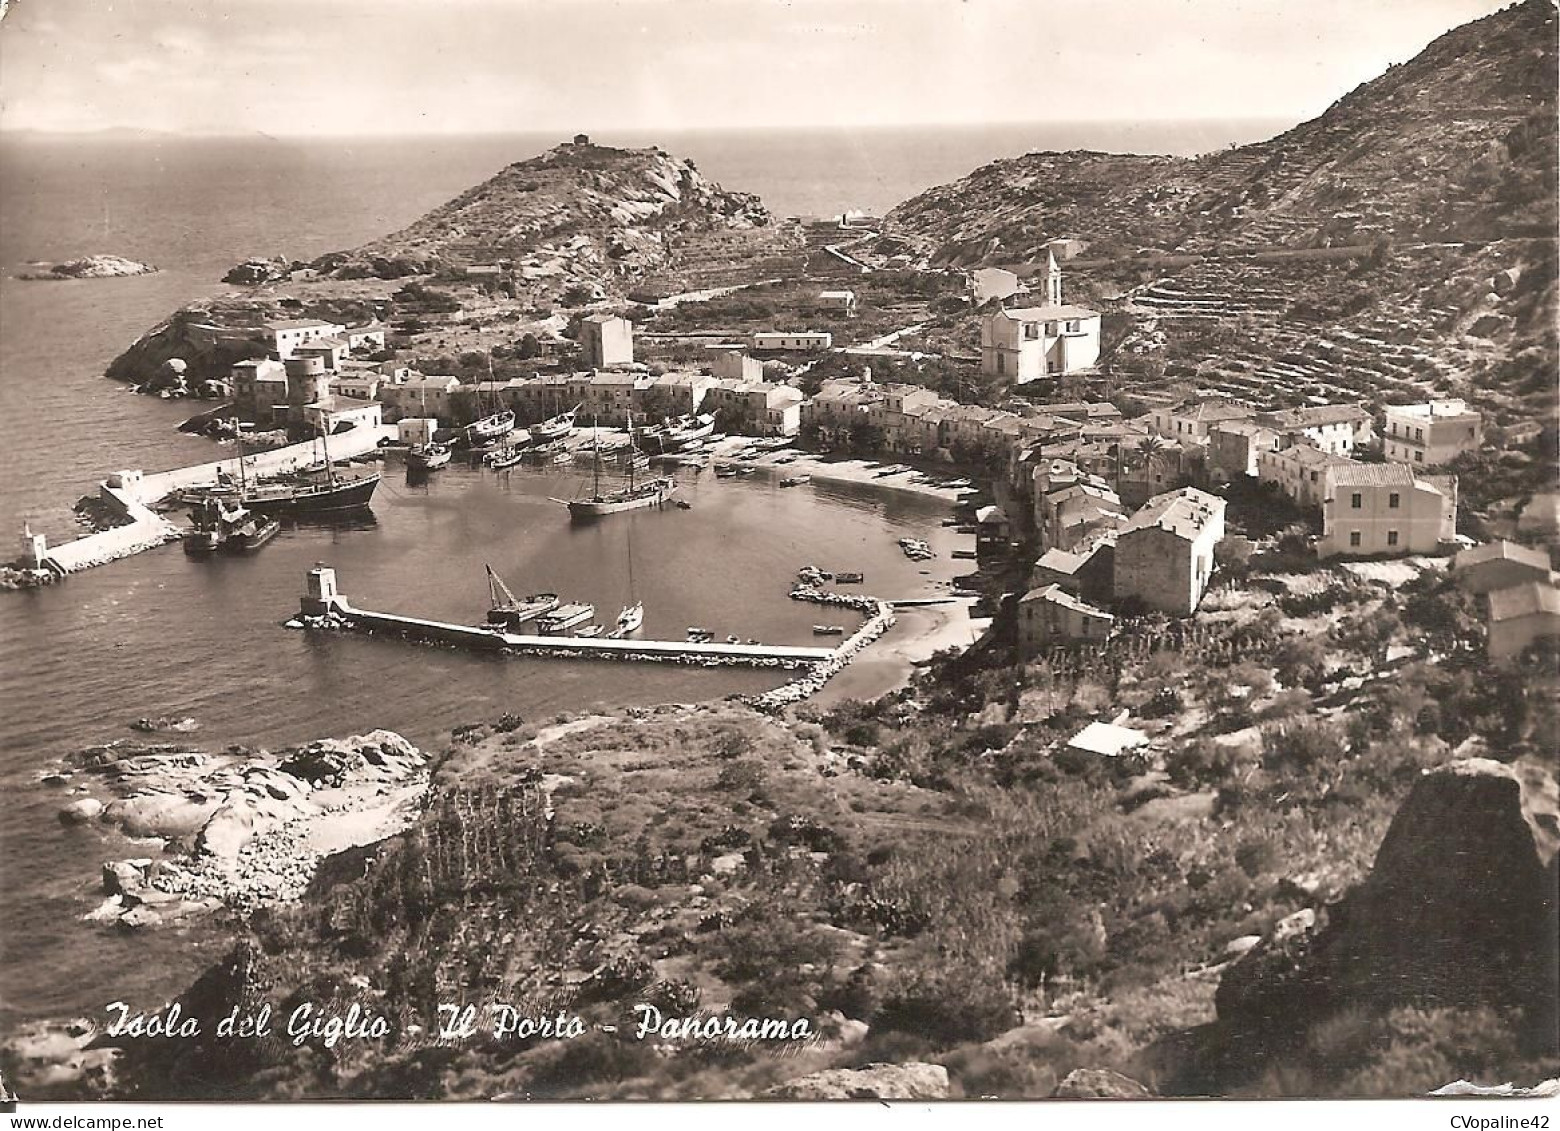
{"left": 0, "top": 115, "right": 1299, "bottom": 142}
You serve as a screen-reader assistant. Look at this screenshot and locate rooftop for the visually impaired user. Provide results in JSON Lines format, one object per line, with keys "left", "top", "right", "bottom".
{"left": 1066, "top": 720, "right": 1148, "bottom": 757}
{"left": 1329, "top": 462, "right": 1419, "bottom": 488}
{"left": 1120, "top": 487, "right": 1224, "bottom": 541}
{"left": 1487, "top": 581, "right": 1560, "bottom": 623}
{"left": 1455, "top": 540, "right": 1552, "bottom": 573}
{"left": 265, "top": 318, "right": 343, "bottom": 331}
{"left": 1020, "top": 583, "right": 1113, "bottom": 620}
{"left": 1173, "top": 399, "right": 1255, "bottom": 424}
{"left": 1387, "top": 399, "right": 1480, "bottom": 420}
{"left": 1264, "top": 403, "right": 1373, "bottom": 429}
{"left": 999, "top": 304, "right": 1100, "bottom": 323}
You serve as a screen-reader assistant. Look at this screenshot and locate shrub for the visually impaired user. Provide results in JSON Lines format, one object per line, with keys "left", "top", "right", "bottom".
{"left": 1262, "top": 717, "right": 1348, "bottom": 771}
{"left": 874, "top": 971, "right": 1019, "bottom": 1047}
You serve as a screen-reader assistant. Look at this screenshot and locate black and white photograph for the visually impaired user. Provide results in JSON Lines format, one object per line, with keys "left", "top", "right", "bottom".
{"left": 0, "top": 0, "right": 1556, "bottom": 1116}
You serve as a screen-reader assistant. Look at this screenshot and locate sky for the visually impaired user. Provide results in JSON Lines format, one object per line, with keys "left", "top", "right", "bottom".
{"left": 0, "top": 0, "right": 1515, "bottom": 136}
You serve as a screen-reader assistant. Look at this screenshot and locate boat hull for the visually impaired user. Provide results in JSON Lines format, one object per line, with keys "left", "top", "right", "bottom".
{"left": 567, "top": 479, "right": 678, "bottom": 518}
{"left": 242, "top": 473, "right": 381, "bottom": 515}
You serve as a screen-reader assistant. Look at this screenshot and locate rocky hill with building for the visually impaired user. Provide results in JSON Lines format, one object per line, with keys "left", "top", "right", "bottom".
{"left": 884, "top": 0, "right": 1556, "bottom": 264}
{"left": 316, "top": 138, "right": 795, "bottom": 296}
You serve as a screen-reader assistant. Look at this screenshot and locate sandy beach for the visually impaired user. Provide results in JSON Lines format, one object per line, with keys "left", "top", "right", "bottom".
{"left": 813, "top": 597, "right": 991, "bottom": 706}
{"left": 700, "top": 437, "right": 977, "bottom": 504}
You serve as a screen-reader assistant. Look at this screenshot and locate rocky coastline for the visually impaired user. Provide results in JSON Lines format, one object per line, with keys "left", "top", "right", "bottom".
{"left": 50, "top": 729, "right": 428, "bottom": 930}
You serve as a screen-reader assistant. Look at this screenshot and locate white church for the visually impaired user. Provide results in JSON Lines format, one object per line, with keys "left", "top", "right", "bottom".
{"left": 978, "top": 249, "right": 1102, "bottom": 383}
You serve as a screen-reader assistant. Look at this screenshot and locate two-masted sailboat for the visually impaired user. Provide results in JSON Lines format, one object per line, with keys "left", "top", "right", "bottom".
{"left": 464, "top": 358, "right": 516, "bottom": 448}
{"left": 239, "top": 420, "right": 381, "bottom": 514}
{"left": 192, "top": 416, "right": 379, "bottom": 517}
{"left": 565, "top": 411, "right": 677, "bottom": 519}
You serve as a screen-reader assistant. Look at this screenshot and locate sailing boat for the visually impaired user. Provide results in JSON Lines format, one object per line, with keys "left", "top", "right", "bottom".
{"left": 407, "top": 383, "right": 452, "bottom": 471}
{"left": 464, "top": 357, "right": 515, "bottom": 447}
{"left": 530, "top": 401, "right": 581, "bottom": 443}
{"left": 186, "top": 420, "right": 282, "bottom": 549}
{"left": 566, "top": 410, "right": 677, "bottom": 519}
{"left": 238, "top": 416, "right": 381, "bottom": 514}
{"left": 608, "top": 519, "right": 645, "bottom": 638}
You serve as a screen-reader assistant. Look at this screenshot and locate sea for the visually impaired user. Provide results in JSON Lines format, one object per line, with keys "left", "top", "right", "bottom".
{"left": 0, "top": 120, "right": 1288, "bottom": 1030}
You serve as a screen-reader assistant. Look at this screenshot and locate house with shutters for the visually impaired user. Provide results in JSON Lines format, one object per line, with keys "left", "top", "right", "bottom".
{"left": 1317, "top": 464, "right": 1456, "bottom": 558}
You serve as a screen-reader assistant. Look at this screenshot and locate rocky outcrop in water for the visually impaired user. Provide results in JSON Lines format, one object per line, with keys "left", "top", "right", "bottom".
{"left": 19, "top": 255, "right": 159, "bottom": 280}
{"left": 62, "top": 731, "right": 428, "bottom": 928}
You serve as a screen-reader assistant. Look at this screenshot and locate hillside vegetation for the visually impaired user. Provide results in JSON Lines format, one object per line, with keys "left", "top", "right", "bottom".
{"left": 886, "top": 0, "right": 1556, "bottom": 264}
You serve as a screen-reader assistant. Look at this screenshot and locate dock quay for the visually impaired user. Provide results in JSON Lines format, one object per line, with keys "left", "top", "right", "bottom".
{"left": 292, "top": 566, "right": 838, "bottom": 668}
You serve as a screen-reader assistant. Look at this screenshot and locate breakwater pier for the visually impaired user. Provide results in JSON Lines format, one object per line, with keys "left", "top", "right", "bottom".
{"left": 8, "top": 425, "right": 397, "bottom": 584}
{"left": 291, "top": 566, "right": 839, "bottom": 669}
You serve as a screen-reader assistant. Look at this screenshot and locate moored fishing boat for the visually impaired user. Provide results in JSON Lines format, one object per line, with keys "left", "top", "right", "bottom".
{"left": 486, "top": 444, "right": 524, "bottom": 470}
{"left": 483, "top": 565, "right": 560, "bottom": 629}
{"left": 609, "top": 601, "right": 644, "bottom": 638}
{"left": 407, "top": 442, "right": 452, "bottom": 471}
{"left": 529, "top": 403, "right": 580, "bottom": 443}
{"left": 537, "top": 602, "right": 595, "bottom": 635}
{"left": 464, "top": 409, "right": 515, "bottom": 447}
{"left": 566, "top": 411, "right": 678, "bottom": 519}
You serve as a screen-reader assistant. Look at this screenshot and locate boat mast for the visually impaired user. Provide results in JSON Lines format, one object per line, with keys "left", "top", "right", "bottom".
{"left": 318, "top": 415, "right": 337, "bottom": 488}
{"left": 626, "top": 408, "right": 636, "bottom": 491}
{"left": 592, "top": 416, "right": 602, "bottom": 500}
{"left": 233, "top": 414, "right": 247, "bottom": 495}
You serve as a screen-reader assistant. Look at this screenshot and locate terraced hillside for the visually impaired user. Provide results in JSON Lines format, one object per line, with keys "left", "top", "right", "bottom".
{"left": 886, "top": 0, "right": 1557, "bottom": 264}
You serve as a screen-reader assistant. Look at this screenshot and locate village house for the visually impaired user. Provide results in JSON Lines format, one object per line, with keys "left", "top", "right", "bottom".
{"left": 1032, "top": 536, "right": 1116, "bottom": 606}
{"left": 1382, "top": 399, "right": 1483, "bottom": 466}
{"left": 1485, "top": 580, "right": 1560, "bottom": 664}
{"left": 1257, "top": 444, "right": 1357, "bottom": 510}
{"left": 1040, "top": 481, "right": 1126, "bottom": 553}
{"left": 231, "top": 357, "right": 288, "bottom": 417}
{"left": 498, "top": 374, "right": 577, "bottom": 423}
{"left": 292, "top": 336, "right": 350, "bottom": 371}
{"left": 1207, "top": 420, "right": 1282, "bottom": 480}
{"left": 642, "top": 371, "right": 714, "bottom": 419}
{"left": 380, "top": 375, "right": 462, "bottom": 423}
{"left": 1017, "top": 584, "right": 1114, "bottom": 655}
{"left": 975, "top": 505, "right": 1013, "bottom": 553}
{"left": 263, "top": 318, "right": 347, "bottom": 360}
{"left": 1117, "top": 438, "right": 1199, "bottom": 508}
{"left": 1452, "top": 540, "right": 1555, "bottom": 595}
{"left": 580, "top": 314, "right": 634, "bottom": 369}
{"left": 1317, "top": 464, "right": 1456, "bottom": 559}
{"left": 865, "top": 384, "right": 949, "bottom": 453}
{"left": 969, "top": 267, "right": 1027, "bottom": 305}
{"left": 802, "top": 378, "right": 882, "bottom": 444}
{"left": 978, "top": 251, "right": 1101, "bottom": 382}
{"left": 345, "top": 324, "right": 388, "bottom": 353}
{"left": 331, "top": 373, "right": 382, "bottom": 402}
{"left": 817, "top": 290, "right": 858, "bottom": 317}
{"left": 750, "top": 331, "right": 833, "bottom": 352}
{"left": 709, "top": 349, "right": 764, "bottom": 382}
{"left": 1066, "top": 720, "right": 1149, "bottom": 759}
{"left": 1148, "top": 399, "right": 1255, "bottom": 443}
{"left": 704, "top": 379, "right": 802, "bottom": 435}
{"left": 1260, "top": 404, "right": 1375, "bottom": 456}
{"left": 1113, "top": 487, "right": 1227, "bottom": 615}
{"left": 579, "top": 370, "right": 652, "bottom": 426}
{"left": 297, "top": 395, "right": 383, "bottom": 437}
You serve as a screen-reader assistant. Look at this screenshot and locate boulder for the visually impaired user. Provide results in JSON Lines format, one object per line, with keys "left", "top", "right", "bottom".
{"left": 764, "top": 1062, "right": 950, "bottom": 1101}
{"left": 1215, "top": 908, "right": 1324, "bottom": 1024}
{"left": 1217, "top": 758, "right": 1559, "bottom": 1027}
{"left": 58, "top": 798, "right": 105, "bottom": 825}
{"left": 1052, "top": 1068, "right": 1153, "bottom": 1098}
